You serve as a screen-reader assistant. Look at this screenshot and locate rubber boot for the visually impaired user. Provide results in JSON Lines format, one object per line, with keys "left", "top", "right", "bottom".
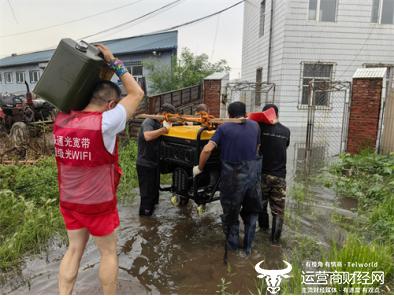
{"left": 243, "top": 214, "right": 258, "bottom": 255}
{"left": 271, "top": 215, "right": 283, "bottom": 244}
{"left": 258, "top": 211, "right": 269, "bottom": 231}
{"left": 226, "top": 224, "right": 240, "bottom": 251}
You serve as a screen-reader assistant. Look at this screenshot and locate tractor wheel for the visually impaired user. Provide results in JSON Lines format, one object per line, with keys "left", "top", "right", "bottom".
{"left": 9, "top": 122, "right": 29, "bottom": 147}
{"left": 23, "top": 107, "right": 35, "bottom": 123}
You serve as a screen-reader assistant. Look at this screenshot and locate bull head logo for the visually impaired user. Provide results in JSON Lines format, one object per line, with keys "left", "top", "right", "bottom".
{"left": 255, "top": 260, "right": 292, "bottom": 294}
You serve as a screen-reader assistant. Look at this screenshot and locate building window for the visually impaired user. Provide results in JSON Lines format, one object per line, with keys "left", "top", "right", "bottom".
{"left": 308, "top": 0, "right": 337, "bottom": 22}
{"left": 372, "top": 0, "right": 394, "bottom": 24}
{"left": 301, "top": 63, "right": 334, "bottom": 106}
{"left": 259, "top": 0, "right": 266, "bottom": 37}
{"left": 125, "top": 61, "right": 143, "bottom": 79}
{"left": 29, "top": 70, "right": 40, "bottom": 83}
{"left": 132, "top": 65, "right": 143, "bottom": 77}
{"left": 16, "top": 71, "right": 25, "bottom": 84}
{"left": 255, "top": 67, "right": 263, "bottom": 106}
{"left": 4, "top": 72, "right": 13, "bottom": 84}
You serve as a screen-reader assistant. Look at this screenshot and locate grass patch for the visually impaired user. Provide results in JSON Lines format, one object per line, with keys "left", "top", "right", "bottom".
{"left": 319, "top": 151, "right": 394, "bottom": 245}
{"left": 251, "top": 151, "right": 394, "bottom": 294}
{"left": 290, "top": 182, "right": 307, "bottom": 203}
{"left": 325, "top": 235, "right": 393, "bottom": 294}
{"left": 0, "top": 137, "right": 141, "bottom": 271}
{"left": 118, "top": 139, "right": 138, "bottom": 200}
{"left": 0, "top": 190, "right": 64, "bottom": 270}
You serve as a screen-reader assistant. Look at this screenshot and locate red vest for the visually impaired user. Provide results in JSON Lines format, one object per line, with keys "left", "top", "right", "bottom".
{"left": 53, "top": 111, "right": 121, "bottom": 215}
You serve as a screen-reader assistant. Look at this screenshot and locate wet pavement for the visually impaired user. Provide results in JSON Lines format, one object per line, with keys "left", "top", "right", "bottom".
{"left": 0, "top": 184, "right": 357, "bottom": 294}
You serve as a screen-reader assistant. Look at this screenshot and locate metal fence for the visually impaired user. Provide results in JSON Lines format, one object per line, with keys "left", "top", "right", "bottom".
{"left": 303, "top": 80, "right": 351, "bottom": 170}
{"left": 222, "top": 81, "right": 276, "bottom": 113}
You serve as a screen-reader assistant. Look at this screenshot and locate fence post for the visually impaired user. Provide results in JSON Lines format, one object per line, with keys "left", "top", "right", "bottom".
{"left": 305, "top": 79, "right": 315, "bottom": 173}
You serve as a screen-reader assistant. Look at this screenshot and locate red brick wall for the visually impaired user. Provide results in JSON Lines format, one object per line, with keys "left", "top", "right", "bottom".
{"left": 203, "top": 79, "right": 221, "bottom": 118}
{"left": 347, "top": 78, "right": 383, "bottom": 154}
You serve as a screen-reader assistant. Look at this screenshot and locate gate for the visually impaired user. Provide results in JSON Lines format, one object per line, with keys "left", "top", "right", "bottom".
{"left": 223, "top": 81, "right": 275, "bottom": 113}
{"left": 304, "top": 80, "right": 351, "bottom": 168}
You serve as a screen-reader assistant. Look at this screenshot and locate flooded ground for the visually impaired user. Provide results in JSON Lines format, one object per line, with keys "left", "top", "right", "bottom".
{"left": 0, "top": 126, "right": 359, "bottom": 294}
{"left": 0, "top": 183, "right": 357, "bottom": 294}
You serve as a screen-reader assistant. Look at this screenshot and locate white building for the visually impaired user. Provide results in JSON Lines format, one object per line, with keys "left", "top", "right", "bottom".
{"left": 241, "top": 0, "right": 394, "bottom": 176}
{"left": 242, "top": 0, "right": 394, "bottom": 126}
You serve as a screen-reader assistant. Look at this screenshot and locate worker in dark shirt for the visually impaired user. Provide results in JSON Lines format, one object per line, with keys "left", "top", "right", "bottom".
{"left": 137, "top": 103, "right": 176, "bottom": 216}
{"left": 194, "top": 102, "right": 262, "bottom": 256}
{"left": 258, "top": 104, "right": 290, "bottom": 244}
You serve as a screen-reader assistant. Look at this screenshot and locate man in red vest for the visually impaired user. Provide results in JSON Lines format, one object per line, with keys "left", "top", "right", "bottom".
{"left": 54, "top": 44, "right": 144, "bottom": 294}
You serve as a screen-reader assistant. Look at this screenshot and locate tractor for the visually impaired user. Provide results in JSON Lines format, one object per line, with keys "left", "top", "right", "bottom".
{"left": 0, "top": 81, "right": 56, "bottom": 159}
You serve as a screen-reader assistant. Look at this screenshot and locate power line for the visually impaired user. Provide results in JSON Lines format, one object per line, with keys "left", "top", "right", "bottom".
{"left": 0, "top": 0, "right": 145, "bottom": 38}
{"left": 80, "top": 0, "right": 185, "bottom": 40}
{"left": 6, "top": 0, "right": 243, "bottom": 56}
{"left": 6, "top": 0, "right": 18, "bottom": 24}
{"left": 148, "top": 0, "right": 243, "bottom": 34}
{"left": 82, "top": 0, "right": 185, "bottom": 42}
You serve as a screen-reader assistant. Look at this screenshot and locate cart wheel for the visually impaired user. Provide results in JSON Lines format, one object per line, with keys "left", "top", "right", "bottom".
{"left": 196, "top": 204, "right": 206, "bottom": 216}
{"left": 9, "top": 122, "right": 29, "bottom": 147}
{"left": 170, "top": 195, "right": 180, "bottom": 206}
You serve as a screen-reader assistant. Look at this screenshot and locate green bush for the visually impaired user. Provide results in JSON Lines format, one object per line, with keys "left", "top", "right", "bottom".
{"left": 0, "top": 139, "right": 141, "bottom": 270}
{"left": 0, "top": 190, "right": 64, "bottom": 270}
{"left": 118, "top": 139, "right": 138, "bottom": 200}
{"left": 0, "top": 157, "right": 58, "bottom": 206}
{"left": 325, "top": 235, "right": 393, "bottom": 294}
{"left": 322, "top": 151, "right": 394, "bottom": 244}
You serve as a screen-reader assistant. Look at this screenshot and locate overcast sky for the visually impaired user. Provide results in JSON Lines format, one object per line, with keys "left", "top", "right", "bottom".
{"left": 0, "top": 0, "right": 244, "bottom": 78}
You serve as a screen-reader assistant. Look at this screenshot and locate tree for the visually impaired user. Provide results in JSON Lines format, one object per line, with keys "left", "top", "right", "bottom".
{"left": 144, "top": 48, "right": 230, "bottom": 94}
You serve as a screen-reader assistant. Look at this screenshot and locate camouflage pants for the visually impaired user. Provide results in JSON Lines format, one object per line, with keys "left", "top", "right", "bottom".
{"left": 261, "top": 174, "right": 286, "bottom": 217}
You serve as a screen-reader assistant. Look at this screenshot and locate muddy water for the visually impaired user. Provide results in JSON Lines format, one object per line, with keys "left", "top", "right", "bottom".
{"left": 1, "top": 183, "right": 357, "bottom": 295}
{"left": 0, "top": 127, "right": 359, "bottom": 294}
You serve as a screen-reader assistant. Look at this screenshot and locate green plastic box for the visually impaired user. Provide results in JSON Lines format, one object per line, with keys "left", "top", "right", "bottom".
{"left": 34, "top": 38, "right": 110, "bottom": 112}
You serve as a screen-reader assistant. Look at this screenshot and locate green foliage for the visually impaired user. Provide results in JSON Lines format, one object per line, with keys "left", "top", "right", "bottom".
{"left": 322, "top": 151, "right": 394, "bottom": 244}
{"left": 118, "top": 139, "right": 138, "bottom": 200}
{"left": 0, "top": 189, "right": 65, "bottom": 270}
{"left": 145, "top": 47, "right": 231, "bottom": 94}
{"left": 325, "top": 235, "right": 393, "bottom": 294}
{"left": 290, "top": 182, "right": 306, "bottom": 202}
{"left": 0, "top": 157, "right": 58, "bottom": 206}
{"left": 216, "top": 277, "right": 232, "bottom": 295}
{"left": 0, "top": 139, "right": 141, "bottom": 270}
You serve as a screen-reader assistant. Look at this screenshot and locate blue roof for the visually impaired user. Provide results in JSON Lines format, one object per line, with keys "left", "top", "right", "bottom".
{"left": 0, "top": 31, "right": 177, "bottom": 68}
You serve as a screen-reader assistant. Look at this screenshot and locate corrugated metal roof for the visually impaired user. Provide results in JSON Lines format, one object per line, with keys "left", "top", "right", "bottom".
{"left": 0, "top": 31, "right": 177, "bottom": 68}
{"left": 204, "top": 72, "right": 229, "bottom": 80}
{"left": 353, "top": 67, "right": 387, "bottom": 79}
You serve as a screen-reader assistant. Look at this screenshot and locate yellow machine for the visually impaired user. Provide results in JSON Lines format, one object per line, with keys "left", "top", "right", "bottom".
{"left": 160, "top": 125, "right": 221, "bottom": 212}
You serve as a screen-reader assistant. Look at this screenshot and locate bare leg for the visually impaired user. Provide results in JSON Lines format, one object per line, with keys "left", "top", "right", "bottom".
{"left": 94, "top": 231, "right": 118, "bottom": 295}
{"left": 58, "top": 228, "right": 89, "bottom": 294}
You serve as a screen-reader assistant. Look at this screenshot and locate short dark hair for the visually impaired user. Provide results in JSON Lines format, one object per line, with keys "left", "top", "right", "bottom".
{"left": 91, "top": 80, "right": 121, "bottom": 104}
{"left": 160, "top": 103, "right": 176, "bottom": 114}
{"left": 228, "top": 101, "right": 246, "bottom": 118}
{"left": 196, "top": 104, "right": 209, "bottom": 113}
{"left": 263, "top": 104, "right": 278, "bottom": 116}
